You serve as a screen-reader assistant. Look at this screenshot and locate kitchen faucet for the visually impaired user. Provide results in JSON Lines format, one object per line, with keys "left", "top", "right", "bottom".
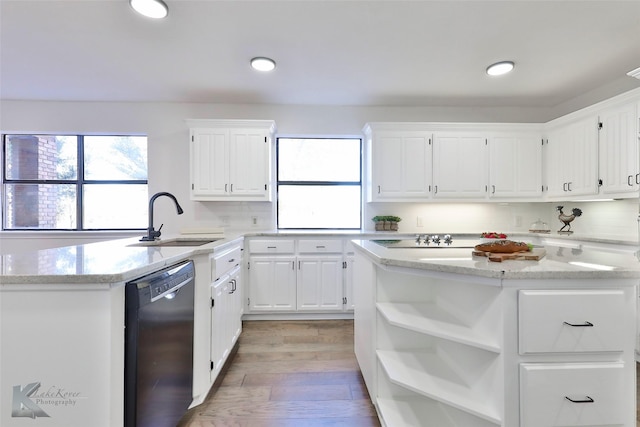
{"left": 140, "top": 192, "right": 184, "bottom": 241}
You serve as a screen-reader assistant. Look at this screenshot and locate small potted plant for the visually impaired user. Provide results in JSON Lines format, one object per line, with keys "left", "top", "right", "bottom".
{"left": 372, "top": 215, "right": 402, "bottom": 231}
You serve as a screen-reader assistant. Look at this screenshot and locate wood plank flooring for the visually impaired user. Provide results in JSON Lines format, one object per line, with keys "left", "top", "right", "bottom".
{"left": 180, "top": 320, "right": 380, "bottom": 427}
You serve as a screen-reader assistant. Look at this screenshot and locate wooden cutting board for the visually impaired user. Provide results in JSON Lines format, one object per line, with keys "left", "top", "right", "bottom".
{"left": 472, "top": 248, "right": 546, "bottom": 263}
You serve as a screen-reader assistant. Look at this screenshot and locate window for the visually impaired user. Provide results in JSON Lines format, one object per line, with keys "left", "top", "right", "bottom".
{"left": 277, "top": 137, "right": 361, "bottom": 229}
{"left": 2, "top": 134, "right": 148, "bottom": 230}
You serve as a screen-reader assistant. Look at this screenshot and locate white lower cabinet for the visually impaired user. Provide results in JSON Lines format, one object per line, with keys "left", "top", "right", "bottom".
{"left": 247, "top": 238, "right": 353, "bottom": 314}
{"left": 209, "top": 242, "right": 243, "bottom": 383}
{"left": 518, "top": 289, "right": 627, "bottom": 353}
{"left": 248, "top": 255, "right": 297, "bottom": 311}
{"left": 353, "top": 250, "right": 637, "bottom": 427}
{"left": 297, "top": 255, "right": 344, "bottom": 310}
{"left": 520, "top": 362, "right": 626, "bottom": 427}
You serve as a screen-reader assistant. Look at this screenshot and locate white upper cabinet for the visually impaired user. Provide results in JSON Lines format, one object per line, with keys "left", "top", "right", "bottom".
{"left": 364, "top": 124, "right": 432, "bottom": 202}
{"left": 488, "top": 133, "right": 543, "bottom": 199}
{"left": 598, "top": 101, "right": 639, "bottom": 196}
{"left": 432, "top": 132, "right": 487, "bottom": 199}
{"left": 545, "top": 115, "right": 599, "bottom": 198}
{"left": 187, "top": 119, "right": 276, "bottom": 201}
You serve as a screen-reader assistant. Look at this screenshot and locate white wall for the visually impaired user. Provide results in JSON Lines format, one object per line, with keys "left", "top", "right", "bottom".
{"left": 1, "top": 99, "right": 638, "bottom": 253}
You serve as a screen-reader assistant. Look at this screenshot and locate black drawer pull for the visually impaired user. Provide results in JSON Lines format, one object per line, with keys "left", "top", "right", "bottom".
{"left": 565, "top": 396, "right": 594, "bottom": 403}
{"left": 228, "top": 258, "right": 235, "bottom": 263}
{"left": 563, "top": 321, "right": 594, "bottom": 327}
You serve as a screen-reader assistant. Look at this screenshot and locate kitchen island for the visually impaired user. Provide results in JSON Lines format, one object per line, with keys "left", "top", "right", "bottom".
{"left": 1, "top": 233, "right": 638, "bottom": 427}
{"left": 351, "top": 239, "right": 639, "bottom": 427}
{"left": 0, "top": 235, "right": 242, "bottom": 427}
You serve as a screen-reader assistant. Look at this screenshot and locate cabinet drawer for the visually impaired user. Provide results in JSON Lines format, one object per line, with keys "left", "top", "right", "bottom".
{"left": 212, "top": 247, "right": 242, "bottom": 281}
{"left": 518, "top": 289, "right": 627, "bottom": 354}
{"left": 249, "top": 239, "right": 295, "bottom": 254}
{"left": 297, "top": 240, "right": 343, "bottom": 253}
{"left": 520, "top": 362, "right": 625, "bottom": 427}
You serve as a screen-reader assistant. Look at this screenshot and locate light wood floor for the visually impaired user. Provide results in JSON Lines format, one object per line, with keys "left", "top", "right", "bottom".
{"left": 180, "top": 320, "right": 380, "bottom": 427}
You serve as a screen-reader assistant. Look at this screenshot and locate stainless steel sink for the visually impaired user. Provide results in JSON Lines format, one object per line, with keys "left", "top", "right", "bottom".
{"left": 129, "top": 239, "right": 219, "bottom": 247}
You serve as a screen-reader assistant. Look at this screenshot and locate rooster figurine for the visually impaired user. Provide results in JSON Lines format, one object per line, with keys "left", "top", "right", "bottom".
{"left": 557, "top": 206, "right": 583, "bottom": 233}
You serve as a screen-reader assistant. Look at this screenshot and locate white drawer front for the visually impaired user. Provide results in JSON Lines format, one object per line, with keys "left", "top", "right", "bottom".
{"left": 297, "top": 239, "right": 343, "bottom": 253}
{"left": 520, "top": 362, "right": 625, "bottom": 427}
{"left": 212, "top": 247, "right": 242, "bottom": 281}
{"left": 518, "top": 289, "right": 627, "bottom": 354}
{"left": 249, "top": 239, "right": 295, "bottom": 254}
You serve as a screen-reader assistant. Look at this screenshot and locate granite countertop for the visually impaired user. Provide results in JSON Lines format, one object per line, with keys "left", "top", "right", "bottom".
{"left": 0, "top": 235, "right": 242, "bottom": 285}
{"left": 351, "top": 239, "right": 640, "bottom": 280}
{"left": 1, "top": 230, "right": 639, "bottom": 286}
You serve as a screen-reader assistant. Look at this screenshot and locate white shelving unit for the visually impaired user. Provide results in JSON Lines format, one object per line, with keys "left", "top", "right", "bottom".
{"left": 372, "top": 266, "right": 504, "bottom": 426}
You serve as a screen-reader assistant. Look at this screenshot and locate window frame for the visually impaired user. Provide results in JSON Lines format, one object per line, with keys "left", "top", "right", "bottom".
{"left": 276, "top": 136, "right": 363, "bottom": 230}
{"left": 1, "top": 134, "right": 148, "bottom": 231}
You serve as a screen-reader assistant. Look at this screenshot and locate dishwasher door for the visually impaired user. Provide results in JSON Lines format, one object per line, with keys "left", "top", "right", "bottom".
{"left": 124, "top": 260, "right": 195, "bottom": 427}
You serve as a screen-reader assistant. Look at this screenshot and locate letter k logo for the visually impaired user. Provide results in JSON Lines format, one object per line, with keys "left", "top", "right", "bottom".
{"left": 11, "top": 382, "right": 50, "bottom": 418}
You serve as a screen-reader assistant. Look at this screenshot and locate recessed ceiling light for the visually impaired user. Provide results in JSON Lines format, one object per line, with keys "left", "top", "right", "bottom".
{"left": 486, "top": 61, "right": 514, "bottom": 76}
{"left": 251, "top": 57, "right": 276, "bottom": 72}
{"left": 627, "top": 66, "right": 640, "bottom": 79}
{"left": 130, "top": 0, "right": 168, "bottom": 19}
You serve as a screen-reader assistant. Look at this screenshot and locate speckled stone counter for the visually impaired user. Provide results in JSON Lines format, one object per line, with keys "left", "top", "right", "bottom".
{"left": 351, "top": 238, "right": 640, "bottom": 280}
{"left": 0, "top": 235, "right": 241, "bottom": 285}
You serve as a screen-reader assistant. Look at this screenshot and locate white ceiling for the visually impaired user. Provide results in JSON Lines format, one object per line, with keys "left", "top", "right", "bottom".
{"left": 2, "top": 0, "right": 640, "bottom": 114}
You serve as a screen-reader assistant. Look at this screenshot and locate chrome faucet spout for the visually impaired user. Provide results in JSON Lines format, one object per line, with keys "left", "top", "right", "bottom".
{"left": 140, "top": 192, "right": 184, "bottom": 241}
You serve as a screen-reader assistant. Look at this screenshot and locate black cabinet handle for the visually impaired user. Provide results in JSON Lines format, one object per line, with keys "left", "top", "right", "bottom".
{"left": 565, "top": 396, "right": 594, "bottom": 403}
{"left": 563, "top": 321, "right": 594, "bottom": 327}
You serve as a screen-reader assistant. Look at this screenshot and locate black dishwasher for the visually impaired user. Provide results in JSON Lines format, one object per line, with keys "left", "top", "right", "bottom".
{"left": 124, "top": 260, "right": 195, "bottom": 427}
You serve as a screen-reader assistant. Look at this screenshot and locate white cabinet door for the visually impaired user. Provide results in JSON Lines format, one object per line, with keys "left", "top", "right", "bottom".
{"left": 188, "top": 120, "right": 275, "bottom": 201}
{"left": 546, "top": 116, "right": 599, "bottom": 198}
{"left": 433, "top": 133, "right": 487, "bottom": 199}
{"left": 370, "top": 131, "right": 432, "bottom": 201}
{"left": 248, "top": 256, "right": 296, "bottom": 311}
{"left": 191, "top": 128, "right": 228, "bottom": 198}
{"left": 296, "top": 255, "right": 344, "bottom": 311}
{"left": 344, "top": 254, "right": 355, "bottom": 311}
{"left": 229, "top": 129, "right": 270, "bottom": 199}
{"left": 228, "top": 266, "right": 242, "bottom": 345}
{"left": 599, "top": 102, "right": 639, "bottom": 195}
{"left": 489, "top": 134, "right": 542, "bottom": 198}
{"left": 210, "top": 276, "right": 230, "bottom": 380}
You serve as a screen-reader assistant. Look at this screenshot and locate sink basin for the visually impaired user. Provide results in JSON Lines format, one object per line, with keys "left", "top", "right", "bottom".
{"left": 130, "top": 239, "right": 219, "bottom": 247}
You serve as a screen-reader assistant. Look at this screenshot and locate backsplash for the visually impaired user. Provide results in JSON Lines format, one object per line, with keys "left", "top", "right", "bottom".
{"left": 366, "top": 199, "right": 639, "bottom": 242}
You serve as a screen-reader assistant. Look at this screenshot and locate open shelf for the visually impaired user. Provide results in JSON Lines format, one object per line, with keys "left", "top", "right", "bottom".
{"left": 377, "top": 396, "right": 500, "bottom": 427}
{"left": 377, "top": 302, "right": 501, "bottom": 353}
{"left": 377, "top": 349, "right": 502, "bottom": 425}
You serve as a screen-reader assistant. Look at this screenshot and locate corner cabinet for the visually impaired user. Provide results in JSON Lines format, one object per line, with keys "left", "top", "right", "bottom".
{"left": 545, "top": 115, "right": 599, "bottom": 199}
{"left": 598, "top": 101, "right": 639, "bottom": 196}
{"left": 186, "top": 119, "right": 276, "bottom": 201}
